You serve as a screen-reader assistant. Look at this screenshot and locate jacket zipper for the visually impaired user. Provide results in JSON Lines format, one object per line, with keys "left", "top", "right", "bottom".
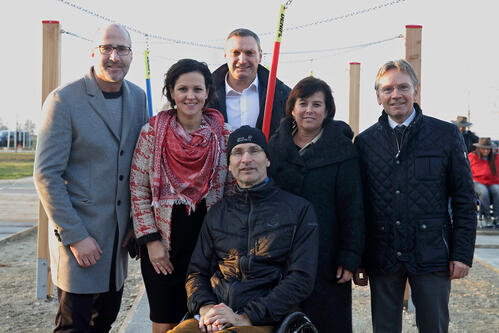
{"left": 393, "top": 125, "right": 410, "bottom": 159}
{"left": 442, "top": 228, "right": 449, "bottom": 257}
{"left": 246, "top": 194, "right": 253, "bottom": 274}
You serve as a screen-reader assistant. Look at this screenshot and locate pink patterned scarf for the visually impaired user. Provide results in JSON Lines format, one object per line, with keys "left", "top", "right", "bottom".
{"left": 151, "top": 108, "right": 225, "bottom": 212}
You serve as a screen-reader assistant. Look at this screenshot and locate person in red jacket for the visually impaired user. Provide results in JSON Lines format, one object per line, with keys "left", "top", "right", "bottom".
{"left": 468, "top": 137, "right": 499, "bottom": 227}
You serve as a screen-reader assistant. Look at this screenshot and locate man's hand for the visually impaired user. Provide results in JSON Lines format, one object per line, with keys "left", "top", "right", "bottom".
{"left": 449, "top": 260, "right": 470, "bottom": 280}
{"left": 69, "top": 236, "right": 103, "bottom": 268}
{"left": 146, "top": 240, "right": 173, "bottom": 275}
{"left": 336, "top": 266, "right": 353, "bottom": 283}
{"left": 353, "top": 267, "right": 369, "bottom": 286}
{"left": 199, "top": 303, "right": 251, "bottom": 332}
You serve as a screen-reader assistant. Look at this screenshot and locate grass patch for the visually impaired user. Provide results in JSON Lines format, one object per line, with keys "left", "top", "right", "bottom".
{"left": 0, "top": 152, "right": 35, "bottom": 179}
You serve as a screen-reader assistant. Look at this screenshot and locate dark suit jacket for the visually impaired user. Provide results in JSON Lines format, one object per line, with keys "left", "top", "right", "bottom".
{"left": 209, "top": 64, "right": 291, "bottom": 137}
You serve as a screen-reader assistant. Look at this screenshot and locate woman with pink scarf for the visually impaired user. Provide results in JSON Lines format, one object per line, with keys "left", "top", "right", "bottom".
{"left": 130, "top": 59, "right": 232, "bottom": 332}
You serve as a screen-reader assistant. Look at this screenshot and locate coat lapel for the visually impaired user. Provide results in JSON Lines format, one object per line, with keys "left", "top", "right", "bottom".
{"left": 84, "top": 69, "right": 120, "bottom": 141}
{"left": 120, "top": 80, "right": 131, "bottom": 144}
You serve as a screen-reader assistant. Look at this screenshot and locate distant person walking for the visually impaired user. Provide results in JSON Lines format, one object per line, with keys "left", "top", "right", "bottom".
{"left": 34, "top": 24, "right": 148, "bottom": 332}
{"left": 452, "top": 116, "right": 478, "bottom": 153}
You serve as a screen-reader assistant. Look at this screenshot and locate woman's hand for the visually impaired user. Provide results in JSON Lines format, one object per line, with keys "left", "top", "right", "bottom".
{"left": 336, "top": 266, "right": 353, "bottom": 283}
{"left": 146, "top": 240, "right": 173, "bottom": 275}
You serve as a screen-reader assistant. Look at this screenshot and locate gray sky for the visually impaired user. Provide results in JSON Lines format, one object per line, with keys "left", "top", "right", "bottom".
{"left": 1, "top": 0, "right": 498, "bottom": 137}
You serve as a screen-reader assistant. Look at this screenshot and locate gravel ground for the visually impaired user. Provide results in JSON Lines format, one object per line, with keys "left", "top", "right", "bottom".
{"left": 0, "top": 228, "right": 142, "bottom": 333}
{"left": 1, "top": 228, "right": 498, "bottom": 332}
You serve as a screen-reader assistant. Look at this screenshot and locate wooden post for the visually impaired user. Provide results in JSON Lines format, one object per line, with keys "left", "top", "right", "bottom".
{"left": 37, "top": 20, "right": 60, "bottom": 299}
{"left": 403, "top": 24, "right": 422, "bottom": 311}
{"left": 405, "top": 25, "right": 422, "bottom": 104}
{"left": 348, "top": 62, "right": 360, "bottom": 137}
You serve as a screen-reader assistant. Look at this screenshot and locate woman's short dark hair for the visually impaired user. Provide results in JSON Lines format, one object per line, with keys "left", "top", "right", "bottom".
{"left": 286, "top": 76, "right": 336, "bottom": 119}
{"left": 162, "top": 59, "right": 214, "bottom": 108}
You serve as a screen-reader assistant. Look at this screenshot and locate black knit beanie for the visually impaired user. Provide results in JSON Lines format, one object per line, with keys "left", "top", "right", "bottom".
{"left": 227, "top": 125, "right": 270, "bottom": 161}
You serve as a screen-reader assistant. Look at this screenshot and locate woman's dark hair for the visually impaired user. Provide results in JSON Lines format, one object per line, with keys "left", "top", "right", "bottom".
{"left": 162, "top": 59, "right": 214, "bottom": 108}
{"left": 285, "top": 76, "right": 336, "bottom": 120}
{"left": 474, "top": 148, "right": 497, "bottom": 176}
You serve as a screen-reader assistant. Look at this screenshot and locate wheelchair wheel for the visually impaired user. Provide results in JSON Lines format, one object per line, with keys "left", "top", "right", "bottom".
{"left": 276, "top": 312, "right": 319, "bottom": 333}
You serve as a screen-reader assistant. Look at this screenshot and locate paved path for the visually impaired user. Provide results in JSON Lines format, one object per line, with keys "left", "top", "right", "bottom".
{"left": 0, "top": 177, "right": 38, "bottom": 241}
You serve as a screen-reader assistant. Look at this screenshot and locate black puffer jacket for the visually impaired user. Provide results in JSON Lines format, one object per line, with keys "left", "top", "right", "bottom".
{"left": 354, "top": 104, "right": 476, "bottom": 274}
{"left": 462, "top": 130, "right": 478, "bottom": 153}
{"left": 186, "top": 179, "right": 318, "bottom": 326}
{"left": 210, "top": 64, "right": 291, "bottom": 138}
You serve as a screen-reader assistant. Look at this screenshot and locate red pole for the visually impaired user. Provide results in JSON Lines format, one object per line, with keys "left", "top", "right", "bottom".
{"left": 262, "top": 4, "right": 286, "bottom": 141}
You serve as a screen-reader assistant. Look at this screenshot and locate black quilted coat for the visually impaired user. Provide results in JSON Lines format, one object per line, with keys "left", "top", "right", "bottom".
{"left": 354, "top": 104, "right": 476, "bottom": 275}
{"left": 185, "top": 179, "right": 318, "bottom": 326}
{"left": 268, "top": 117, "right": 365, "bottom": 332}
{"left": 210, "top": 64, "right": 291, "bottom": 138}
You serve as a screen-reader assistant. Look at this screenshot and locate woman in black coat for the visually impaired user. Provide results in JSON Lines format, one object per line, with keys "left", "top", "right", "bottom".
{"left": 268, "top": 77, "right": 365, "bottom": 333}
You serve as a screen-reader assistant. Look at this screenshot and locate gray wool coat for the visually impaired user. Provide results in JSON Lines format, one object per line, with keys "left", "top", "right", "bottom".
{"left": 34, "top": 68, "right": 149, "bottom": 294}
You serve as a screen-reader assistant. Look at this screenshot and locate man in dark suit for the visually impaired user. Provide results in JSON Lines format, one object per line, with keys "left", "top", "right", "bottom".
{"left": 354, "top": 59, "right": 476, "bottom": 333}
{"left": 34, "top": 24, "right": 148, "bottom": 332}
{"left": 209, "top": 28, "right": 290, "bottom": 138}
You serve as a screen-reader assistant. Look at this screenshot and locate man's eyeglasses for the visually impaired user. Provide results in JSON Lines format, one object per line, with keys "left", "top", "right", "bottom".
{"left": 231, "top": 146, "right": 264, "bottom": 158}
{"left": 96, "top": 45, "right": 132, "bottom": 56}
{"left": 379, "top": 84, "right": 412, "bottom": 95}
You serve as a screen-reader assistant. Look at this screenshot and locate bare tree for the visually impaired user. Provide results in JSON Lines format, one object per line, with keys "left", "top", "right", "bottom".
{"left": 24, "top": 119, "right": 36, "bottom": 135}
{"left": 0, "top": 117, "right": 8, "bottom": 131}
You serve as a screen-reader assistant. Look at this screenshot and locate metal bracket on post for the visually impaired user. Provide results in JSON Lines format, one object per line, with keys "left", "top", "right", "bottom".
{"left": 36, "top": 258, "right": 49, "bottom": 299}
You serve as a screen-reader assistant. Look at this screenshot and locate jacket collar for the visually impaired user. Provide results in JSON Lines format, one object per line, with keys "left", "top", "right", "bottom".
{"left": 378, "top": 103, "right": 423, "bottom": 132}
{"left": 234, "top": 177, "right": 277, "bottom": 202}
{"left": 84, "top": 67, "right": 131, "bottom": 142}
{"left": 271, "top": 117, "right": 357, "bottom": 168}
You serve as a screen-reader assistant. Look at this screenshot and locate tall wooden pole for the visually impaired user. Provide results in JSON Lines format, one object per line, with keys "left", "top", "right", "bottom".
{"left": 348, "top": 62, "right": 360, "bottom": 137}
{"left": 37, "top": 20, "right": 60, "bottom": 299}
{"left": 405, "top": 25, "right": 422, "bottom": 104}
{"left": 403, "top": 24, "right": 422, "bottom": 312}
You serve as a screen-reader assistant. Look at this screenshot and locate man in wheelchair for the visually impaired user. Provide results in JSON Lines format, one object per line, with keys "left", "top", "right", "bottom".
{"left": 170, "top": 127, "right": 319, "bottom": 333}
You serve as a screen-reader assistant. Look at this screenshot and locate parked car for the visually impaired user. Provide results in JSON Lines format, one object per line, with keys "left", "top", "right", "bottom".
{"left": 0, "top": 130, "right": 31, "bottom": 148}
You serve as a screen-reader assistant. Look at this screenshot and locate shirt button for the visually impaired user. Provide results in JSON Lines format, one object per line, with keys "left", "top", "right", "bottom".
{"left": 119, "top": 175, "right": 124, "bottom": 181}
{"left": 117, "top": 200, "right": 121, "bottom": 206}
{"left": 395, "top": 220, "right": 401, "bottom": 226}
{"left": 120, "top": 150, "right": 124, "bottom": 156}
{"left": 396, "top": 160, "right": 400, "bottom": 165}
{"left": 395, "top": 190, "right": 401, "bottom": 194}
{"left": 397, "top": 251, "right": 402, "bottom": 257}
{"left": 422, "top": 224, "right": 427, "bottom": 230}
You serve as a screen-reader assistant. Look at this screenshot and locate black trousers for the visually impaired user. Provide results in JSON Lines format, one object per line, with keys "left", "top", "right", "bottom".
{"left": 54, "top": 287, "right": 124, "bottom": 333}
{"left": 54, "top": 227, "right": 122, "bottom": 333}
{"left": 369, "top": 266, "right": 450, "bottom": 333}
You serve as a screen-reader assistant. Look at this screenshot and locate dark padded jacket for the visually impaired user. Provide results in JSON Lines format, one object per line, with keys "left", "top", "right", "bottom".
{"left": 210, "top": 64, "right": 291, "bottom": 138}
{"left": 462, "top": 130, "right": 478, "bottom": 153}
{"left": 354, "top": 104, "right": 476, "bottom": 275}
{"left": 185, "top": 179, "right": 318, "bottom": 326}
{"left": 268, "top": 117, "right": 365, "bottom": 278}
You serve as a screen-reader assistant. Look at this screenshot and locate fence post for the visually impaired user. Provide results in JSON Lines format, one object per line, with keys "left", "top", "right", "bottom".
{"left": 405, "top": 25, "right": 422, "bottom": 104}
{"left": 37, "top": 20, "right": 60, "bottom": 299}
{"left": 348, "top": 62, "right": 360, "bottom": 137}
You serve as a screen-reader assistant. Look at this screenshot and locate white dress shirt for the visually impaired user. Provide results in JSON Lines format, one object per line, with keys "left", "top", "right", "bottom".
{"left": 225, "top": 74, "right": 260, "bottom": 130}
{"left": 388, "top": 108, "right": 416, "bottom": 129}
